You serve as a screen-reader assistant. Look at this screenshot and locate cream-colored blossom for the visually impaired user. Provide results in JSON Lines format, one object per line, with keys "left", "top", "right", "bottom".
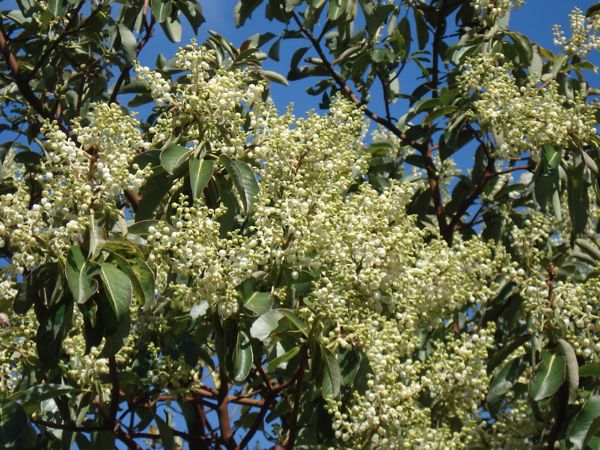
{"left": 553, "top": 7, "right": 600, "bottom": 57}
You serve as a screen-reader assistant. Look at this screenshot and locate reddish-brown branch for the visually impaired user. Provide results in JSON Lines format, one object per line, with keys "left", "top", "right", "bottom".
{"left": 109, "top": 16, "right": 156, "bottom": 104}
{"left": 217, "top": 370, "right": 237, "bottom": 449}
{"left": 0, "top": 23, "right": 58, "bottom": 125}
{"left": 26, "top": 0, "right": 86, "bottom": 81}
{"left": 108, "top": 356, "right": 121, "bottom": 426}
{"left": 116, "top": 427, "right": 143, "bottom": 450}
{"left": 284, "top": 346, "right": 308, "bottom": 450}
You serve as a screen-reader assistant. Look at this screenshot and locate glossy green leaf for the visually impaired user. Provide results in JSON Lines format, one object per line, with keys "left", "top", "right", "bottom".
{"left": 258, "top": 69, "right": 288, "bottom": 85}
{"left": 161, "top": 144, "right": 192, "bottom": 175}
{"left": 151, "top": 0, "right": 172, "bottom": 23}
{"left": 65, "top": 245, "right": 98, "bottom": 304}
{"left": 487, "top": 357, "right": 523, "bottom": 404}
{"left": 99, "top": 263, "right": 132, "bottom": 322}
{"left": 529, "top": 349, "right": 566, "bottom": 401}
{"left": 118, "top": 24, "right": 137, "bottom": 61}
{"left": 580, "top": 363, "right": 600, "bottom": 378}
{"left": 558, "top": 338, "right": 579, "bottom": 403}
{"left": 48, "top": 0, "right": 64, "bottom": 16}
{"left": 100, "top": 314, "right": 131, "bottom": 357}
{"left": 321, "top": 347, "right": 341, "bottom": 398}
{"left": 0, "top": 402, "right": 27, "bottom": 446}
{"left": 244, "top": 292, "right": 273, "bottom": 315}
{"left": 233, "top": 330, "right": 253, "bottom": 382}
{"left": 568, "top": 162, "right": 589, "bottom": 236}
{"left": 161, "top": 16, "right": 182, "bottom": 42}
{"left": 154, "top": 415, "right": 177, "bottom": 450}
{"left": 568, "top": 396, "right": 600, "bottom": 449}
{"left": 268, "top": 346, "right": 300, "bottom": 372}
{"left": 189, "top": 157, "right": 213, "bottom": 200}
{"left": 220, "top": 155, "right": 259, "bottom": 214}
{"left": 234, "top": 0, "right": 263, "bottom": 27}
{"left": 12, "top": 384, "right": 74, "bottom": 414}
{"left": 250, "top": 310, "right": 283, "bottom": 341}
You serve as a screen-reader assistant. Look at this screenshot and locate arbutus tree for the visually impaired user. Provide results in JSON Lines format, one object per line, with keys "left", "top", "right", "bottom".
{"left": 2, "top": 1, "right": 600, "bottom": 449}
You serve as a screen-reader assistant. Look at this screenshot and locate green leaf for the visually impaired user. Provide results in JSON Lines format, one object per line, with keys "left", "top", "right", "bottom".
{"left": 558, "top": 338, "right": 579, "bottom": 403}
{"left": 48, "top": 0, "right": 64, "bottom": 16}
{"left": 233, "top": 330, "right": 253, "bottom": 382}
{"left": 219, "top": 155, "right": 259, "bottom": 215}
{"left": 189, "top": 157, "right": 213, "bottom": 201}
{"left": 14, "top": 270, "right": 37, "bottom": 315}
{"left": 36, "top": 294, "right": 73, "bottom": 366}
{"left": 137, "top": 172, "right": 174, "bottom": 220}
{"left": 65, "top": 245, "right": 98, "bottom": 304}
{"left": 586, "top": 3, "right": 600, "bottom": 17}
{"left": 11, "top": 384, "right": 74, "bottom": 415}
{"left": 257, "top": 69, "right": 288, "bottom": 86}
{"left": 268, "top": 38, "right": 281, "bottom": 61}
{"left": 507, "top": 31, "right": 533, "bottom": 64}
{"left": 487, "top": 357, "right": 524, "bottom": 405}
{"left": 268, "top": 346, "right": 300, "bottom": 372}
{"left": 88, "top": 216, "right": 104, "bottom": 259}
{"left": 100, "top": 314, "right": 131, "bottom": 357}
{"left": 234, "top": 0, "right": 263, "bottom": 27}
{"left": 99, "top": 263, "right": 132, "bottom": 322}
{"left": 328, "top": 0, "right": 346, "bottom": 21}
{"left": 250, "top": 310, "right": 283, "bottom": 341}
{"left": 161, "top": 17, "right": 182, "bottom": 42}
{"left": 321, "top": 347, "right": 341, "bottom": 398}
{"left": 244, "top": 292, "right": 273, "bottom": 315}
{"left": 568, "top": 162, "right": 589, "bottom": 236}
{"left": 129, "top": 259, "right": 155, "bottom": 307}
{"left": 155, "top": 415, "right": 177, "bottom": 450}
{"left": 529, "top": 349, "right": 566, "bottom": 401}
{"left": 128, "top": 220, "right": 169, "bottom": 236}
{"left": 580, "top": 363, "right": 600, "bottom": 378}
{"left": 568, "top": 396, "right": 600, "bottom": 449}
{"left": 279, "top": 309, "right": 308, "bottom": 335}
{"left": 118, "top": 24, "right": 137, "bottom": 62}
{"left": 151, "top": 0, "right": 172, "bottom": 23}
{"left": 179, "top": 0, "right": 205, "bottom": 33}
{"left": 0, "top": 402, "right": 27, "bottom": 446}
{"left": 161, "top": 144, "right": 192, "bottom": 175}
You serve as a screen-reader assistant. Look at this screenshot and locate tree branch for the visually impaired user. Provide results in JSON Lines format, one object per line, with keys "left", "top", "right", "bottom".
{"left": 26, "top": 0, "right": 86, "bottom": 82}
{"left": 109, "top": 16, "right": 156, "bottom": 104}
{"left": 0, "top": 23, "right": 60, "bottom": 125}
{"left": 284, "top": 346, "right": 308, "bottom": 450}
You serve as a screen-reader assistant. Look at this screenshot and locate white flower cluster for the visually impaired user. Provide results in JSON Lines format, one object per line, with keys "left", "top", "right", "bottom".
{"left": 139, "top": 42, "right": 266, "bottom": 158}
{"left": 457, "top": 53, "right": 598, "bottom": 158}
{"left": 0, "top": 104, "right": 151, "bottom": 272}
{"left": 471, "top": 0, "right": 524, "bottom": 21}
{"left": 553, "top": 7, "right": 600, "bottom": 57}
{"left": 130, "top": 45, "right": 512, "bottom": 447}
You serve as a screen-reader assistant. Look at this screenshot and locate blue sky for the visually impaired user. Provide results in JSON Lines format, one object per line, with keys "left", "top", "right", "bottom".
{"left": 139, "top": 0, "right": 600, "bottom": 118}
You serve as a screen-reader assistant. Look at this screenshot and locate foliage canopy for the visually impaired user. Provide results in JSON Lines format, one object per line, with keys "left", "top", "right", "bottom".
{"left": 2, "top": 0, "right": 600, "bottom": 449}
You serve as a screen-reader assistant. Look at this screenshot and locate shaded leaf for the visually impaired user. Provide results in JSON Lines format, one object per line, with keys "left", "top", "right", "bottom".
{"left": 529, "top": 349, "right": 566, "bottom": 401}
{"left": 220, "top": 155, "right": 259, "bottom": 214}
{"left": 99, "top": 263, "right": 132, "bottom": 322}
{"left": 568, "top": 396, "right": 600, "bottom": 449}
{"left": 189, "top": 157, "right": 213, "bottom": 201}
{"left": 250, "top": 310, "right": 283, "bottom": 341}
{"left": 161, "top": 144, "right": 192, "bottom": 175}
{"left": 233, "top": 330, "right": 253, "bottom": 382}
{"left": 244, "top": 292, "right": 273, "bottom": 315}
{"left": 65, "top": 245, "right": 98, "bottom": 304}
{"left": 321, "top": 347, "right": 341, "bottom": 398}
